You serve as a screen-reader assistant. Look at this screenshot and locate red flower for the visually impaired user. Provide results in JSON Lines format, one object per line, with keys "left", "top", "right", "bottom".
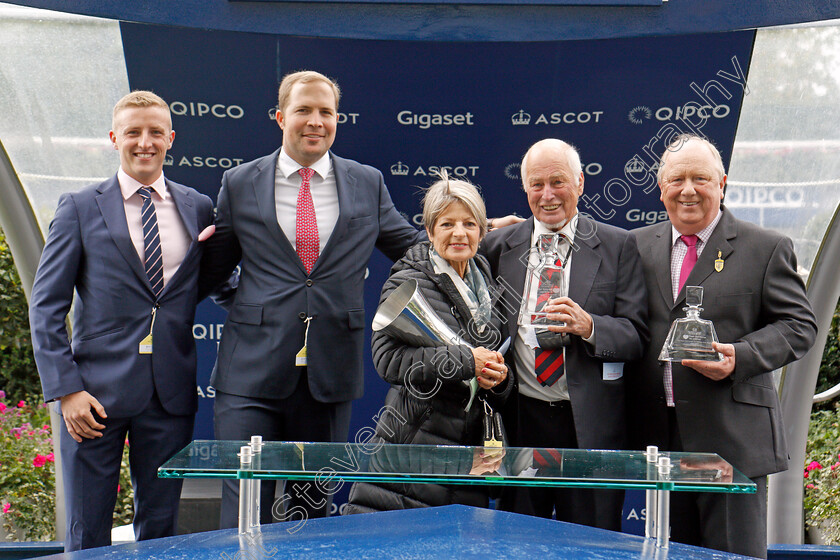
{"left": 32, "top": 454, "right": 47, "bottom": 468}
{"left": 117, "top": 484, "right": 121, "bottom": 493}
{"left": 0, "top": 403, "right": 6, "bottom": 413}
{"left": 46, "top": 453, "right": 55, "bottom": 463}
{"left": 807, "top": 483, "right": 815, "bottom": 489}
{"left": 2, "top": 503, "right": 10, "bottom": 514}
{"left": 806, "top": 461, "right": 823, "bottom": 472}
{"left": 17, "top": 401, "right": 25, "bottom": 408}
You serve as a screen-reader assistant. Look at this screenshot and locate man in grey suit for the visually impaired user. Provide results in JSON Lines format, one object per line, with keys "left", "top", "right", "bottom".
{"left": 481, "top": 138, "right": 649, "bottom": 530}
{"left": 627, "top": 134, "right": 817, "bottom": 558}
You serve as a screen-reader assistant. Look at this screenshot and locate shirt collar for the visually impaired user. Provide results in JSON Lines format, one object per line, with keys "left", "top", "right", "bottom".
{"left": 670, "top": 209, "right": 723, "bottom": 247}
{"left": 118, "top": 168, "right": 168, "bottom": 201}
{"left": 532, "top": 213, "right": 578, "bottom": 247}
{"left": 277, "top": 148, "right": 332, "bottom": 180}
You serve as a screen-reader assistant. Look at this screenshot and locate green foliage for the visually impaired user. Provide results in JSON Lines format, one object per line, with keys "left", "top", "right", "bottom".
{"left": 0, "top": 394, "right": 135, "bottom": 541}
{"left": 804, "top": 404, "right": 840, "bottom": 543}
{"left": 816, "top": 301, "right": 840, "bottom": 400}
{"left": 0, "top": 396, "right": 55, "bottom": 541}
{"left": 0, "top": 229, "right": 40, "bottom": 402}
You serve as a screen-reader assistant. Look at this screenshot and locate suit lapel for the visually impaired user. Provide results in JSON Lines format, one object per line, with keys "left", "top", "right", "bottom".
{"left": 95, "top": 176, "right": 149, "bottom": 289}
{"left": 314, "top": 153, "right": 353, "bottom": 273}
{"left": 160, "top": 180, "right": 198, "bottom": 296}
{"left": 252, "top": 149, "right": 304, "bottom": 272}
{"left": 648, "top": 222, "right": 675, "bottom": 310}
{"left": 498, "top": 218, "right": 533, "bottom": 336}
{"left": 567, "top": 215, "right": 601, "bottom": 305}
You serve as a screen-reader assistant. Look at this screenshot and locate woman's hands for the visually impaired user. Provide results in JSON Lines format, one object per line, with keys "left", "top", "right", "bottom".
{"left": 472, "top": 347, "right": 507, "bottom": 390}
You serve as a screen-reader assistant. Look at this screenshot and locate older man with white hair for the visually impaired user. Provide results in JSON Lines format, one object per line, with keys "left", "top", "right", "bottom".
{"left": 481, "top": 138, "right": 649, "bottom": 530}
{"left": 627, "top": 133, "right": 817, "bottom": 558}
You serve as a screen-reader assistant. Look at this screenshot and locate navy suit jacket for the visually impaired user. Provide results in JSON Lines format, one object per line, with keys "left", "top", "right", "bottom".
{"left": 481, "top": 215, "right": 649, "bottom": 450}
{"left": 199, "top": 149, "right": 423, "bottom": 404}
{"left": 628, "top": 207, "right": 817, "bottom": 477}
{"left": 30, "top": 176, "right": 215, "bottom": 417}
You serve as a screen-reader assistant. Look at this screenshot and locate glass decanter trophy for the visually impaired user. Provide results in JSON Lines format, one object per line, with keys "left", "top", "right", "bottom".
{"left": 518, "top": 233, "right": 566, "bottom": 331}
{"left": 659, "top": 286, "right": 723, "bottom": 361}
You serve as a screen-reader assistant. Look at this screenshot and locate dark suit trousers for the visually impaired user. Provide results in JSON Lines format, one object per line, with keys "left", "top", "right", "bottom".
{"left": 501, "top": 394, "right": 623, "bottom": 531}
{"left": 667, "top": 408, "right": 769, "bottom": 558}
{"left": 215, "top": 371, "right": 352, "bottom": 530}
{"left": 60, "top": 393, "right": 193, "bottom": 551}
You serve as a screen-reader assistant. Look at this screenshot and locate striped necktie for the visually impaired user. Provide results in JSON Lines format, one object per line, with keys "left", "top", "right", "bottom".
{"left": 138, "top": 187, "right": 164, "bottom": 297}
{"left": 533, "top": 236, "right": 566, "bottom": 387}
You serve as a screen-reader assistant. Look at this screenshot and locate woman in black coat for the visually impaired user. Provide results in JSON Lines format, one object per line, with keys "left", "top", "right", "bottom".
{"left": 345, "top": 173, "right": 511, "bottom": 514}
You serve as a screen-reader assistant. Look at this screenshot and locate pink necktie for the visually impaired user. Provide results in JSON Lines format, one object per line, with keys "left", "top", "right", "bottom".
{"left": 678, "top": 234, "right": 698, "bottom": 292}
{"left": 296, "top": 167, "right": 318, "bottom": 274}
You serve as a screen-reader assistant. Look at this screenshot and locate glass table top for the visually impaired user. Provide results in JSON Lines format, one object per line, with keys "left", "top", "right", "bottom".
{"left": 159, "top": 441, "right": 755, "bottom": 494}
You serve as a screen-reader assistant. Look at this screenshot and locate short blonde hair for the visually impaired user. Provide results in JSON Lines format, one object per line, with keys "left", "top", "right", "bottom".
{"left": 112, "top": 90, "right": 170, "bottom": 130}
{"left": 422, "top": 171, "right": 488, "bottom": 238}
{"left": 277, "top": 70, "right": 341, "bottom": 113}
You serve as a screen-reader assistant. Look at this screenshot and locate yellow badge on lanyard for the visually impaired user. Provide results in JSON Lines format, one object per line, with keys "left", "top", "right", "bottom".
{"left": 139, "top": 306, "right": 158, "bottom": 354}
{"left": 296, "top": 317, "right": 312, "bottom": 367}
{"left": 714, "top": 250, "right": 724, "bottom": 273}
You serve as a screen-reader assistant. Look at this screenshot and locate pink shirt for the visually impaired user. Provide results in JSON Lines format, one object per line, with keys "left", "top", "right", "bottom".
{"left": 117, "top": 168, "right": 190, "bottom": 289}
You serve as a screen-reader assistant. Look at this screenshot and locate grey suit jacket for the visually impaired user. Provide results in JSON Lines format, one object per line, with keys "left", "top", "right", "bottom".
{"left": 628, "top": 207, "right": 817, "bottom": 477}
{"left": 199, "top": 149, "right": 423, "bottom": 404}
{"left": 481, "top": 215, "right": 649, "bottom": 450}
{"left": 30, "top": 176, "right": 215, "bottom": 417}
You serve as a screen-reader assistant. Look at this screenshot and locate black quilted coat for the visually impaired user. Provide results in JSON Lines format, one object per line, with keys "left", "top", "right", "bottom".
{"left": 344, "top": 241, "right": 512, "bottom": 514}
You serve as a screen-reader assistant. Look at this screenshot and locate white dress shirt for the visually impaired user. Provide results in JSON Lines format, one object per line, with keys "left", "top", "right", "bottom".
{"left": 274, "top": 148, "right": 339, "bottom": 255}
{"left": 118, "top": 168, "right": 190, "bottom": 289}
{"left": 515, "top": 215, "right": 595, "bottom": 402}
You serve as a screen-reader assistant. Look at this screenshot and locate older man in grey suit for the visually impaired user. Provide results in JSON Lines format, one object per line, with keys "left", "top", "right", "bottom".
{"left": 627, "top": 134, "right": 817, "bottom": 558}
{"left": 482, "top": 138, "right": 649, "bottom": 530}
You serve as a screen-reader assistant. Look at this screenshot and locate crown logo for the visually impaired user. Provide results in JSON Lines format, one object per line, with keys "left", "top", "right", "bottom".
{"left": 164, "top": 154, "right": 174, "bottom": 166}
{"left": 390, "top": 161, "right": 409, "bottom": 176}
{"left": 511, "top": 110, "right": 531, "bottom": 126}
{"left": 624, "top": 157, "right": 647, "bottom": 175}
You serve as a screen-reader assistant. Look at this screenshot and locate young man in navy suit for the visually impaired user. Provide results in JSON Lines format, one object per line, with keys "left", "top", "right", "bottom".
{"left": 30, "top": 91, "right": 214, "bottom": 551}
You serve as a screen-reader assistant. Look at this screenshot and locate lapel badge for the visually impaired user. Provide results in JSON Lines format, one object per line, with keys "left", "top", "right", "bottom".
{"left": 714, "top": 250, "right": 724, "bottom": 273}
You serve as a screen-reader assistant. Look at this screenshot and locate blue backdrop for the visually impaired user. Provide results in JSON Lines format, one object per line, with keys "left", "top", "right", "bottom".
{"left": 119, "top": 22, "right": 754, "bottom": 527}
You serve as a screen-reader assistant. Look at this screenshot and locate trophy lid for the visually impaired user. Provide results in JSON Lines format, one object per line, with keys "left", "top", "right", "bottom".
{"left": 685, "top": 285, "right": 704, "bottom": 307}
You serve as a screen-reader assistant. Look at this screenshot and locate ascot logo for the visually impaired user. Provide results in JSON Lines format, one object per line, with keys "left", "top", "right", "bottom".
{"left": 390, "top": 162, "right": 480, "bottom": 177}
{"left": 267, "top": 107, "right": 360, "bottom": 124}
{"left": 390, "top": 162, "right": 410, "bottom": 176}
{"left": 167, "top": 154, "right": 246, "bottom": 169}
{"left": 511, "top": 110, "right": 531, "bottom": 126}
{"left": 511, "top": 109, "right": 604, "bottom": 126}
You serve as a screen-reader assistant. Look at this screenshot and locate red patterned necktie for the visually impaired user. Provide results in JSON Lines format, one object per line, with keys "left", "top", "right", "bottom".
{"left": 296, "top": 167, "right": 319, "bottom": 274}
{"left": 678, "top": 234, "right": 698, "bottom": 292}
{"left": 533, "top": 237, "right": 566, "bottom": 387}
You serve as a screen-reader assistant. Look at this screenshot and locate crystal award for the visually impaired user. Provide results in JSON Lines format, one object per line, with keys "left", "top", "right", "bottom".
{"left": 518, "top": 233, "right": 566, "bottom": 332}
{"left": 659, "top": 286, "right": 723, "bottom": 362}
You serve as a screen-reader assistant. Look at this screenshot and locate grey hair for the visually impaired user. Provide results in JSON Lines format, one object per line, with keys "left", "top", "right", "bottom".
{"left": 657, "top": 133, "right": 726, "bottom": 183}
{"left": 422, "top": 170, "right": 488, "bottom": 238}
{"left": 520, "top": 139, "right": 583, "bottom": 189}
